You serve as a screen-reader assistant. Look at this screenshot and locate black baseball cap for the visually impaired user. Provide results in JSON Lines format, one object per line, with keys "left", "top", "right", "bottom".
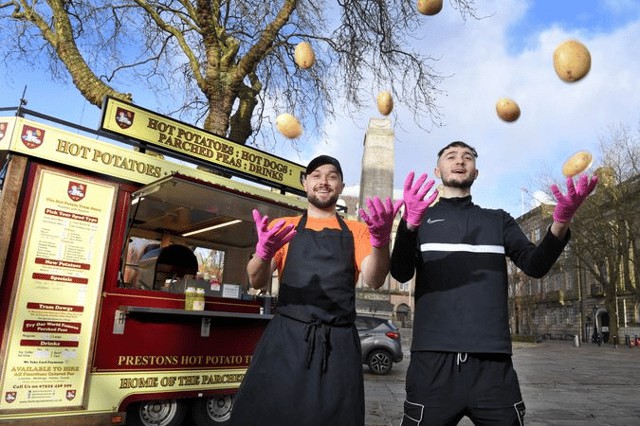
{"left": 305, "top": 155, "right": 343, "bottom": 179}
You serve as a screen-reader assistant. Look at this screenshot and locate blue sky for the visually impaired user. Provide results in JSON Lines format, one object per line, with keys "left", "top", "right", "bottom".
{"left": 2, "top": 0, "right": 640, "bottom": 217}
{"left": 508, "top": 0, "right": 635, "bottom": 51}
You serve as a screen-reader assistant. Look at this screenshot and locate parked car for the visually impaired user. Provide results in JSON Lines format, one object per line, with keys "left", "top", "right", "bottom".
{"left": 356, "top": 315, "right": 403, "bottom": 375}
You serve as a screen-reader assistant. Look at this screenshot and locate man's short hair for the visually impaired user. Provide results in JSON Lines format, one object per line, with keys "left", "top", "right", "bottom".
{"left": 437, "top": 141, "right": 478, "bottom": 159}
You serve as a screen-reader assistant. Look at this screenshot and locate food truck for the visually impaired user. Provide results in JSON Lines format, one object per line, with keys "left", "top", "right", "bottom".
{"left": 0, "top": 97, "right": 308, "bottom": 425}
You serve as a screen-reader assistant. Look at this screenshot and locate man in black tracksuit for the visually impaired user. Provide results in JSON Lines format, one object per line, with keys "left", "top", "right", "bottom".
{"left": 391, "top": 141, "right": 598, "bottom": 425}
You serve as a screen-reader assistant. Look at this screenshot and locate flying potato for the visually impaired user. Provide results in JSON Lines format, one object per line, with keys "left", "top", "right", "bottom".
{"left": 276, "top": 113, "right": 303, "bottom": 139}
{"left": 562, "top": 150, "right": 593, "bottom": 177}
{"left": 553, "top": 39, "right": 591, "bottom": 83}
{"left": 294, "top": 41, "right": 316, "bottom": 69}
{"left": 377, "top": 91, "right": 394, "bottom": 116}
{"left": 495, "top": 97, "right": 521, "bottom": 122}
{"left": 417, "top": 0, "right": 443, "bottom": 15}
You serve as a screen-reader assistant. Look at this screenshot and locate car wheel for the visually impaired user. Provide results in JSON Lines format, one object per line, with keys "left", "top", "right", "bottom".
{"left": 191, "top": 395, "right": 233, "bottom": 425}
{"left": 367, "top": 349, "right": 393, "bottom": 375}
{"left": 126, "top": 399, "right": 187, "bottom": 426}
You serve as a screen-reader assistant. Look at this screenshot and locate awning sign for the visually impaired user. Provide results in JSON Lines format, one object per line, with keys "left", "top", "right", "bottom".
{"left": 99, "top": 96, "right": 305, "bottom": 194}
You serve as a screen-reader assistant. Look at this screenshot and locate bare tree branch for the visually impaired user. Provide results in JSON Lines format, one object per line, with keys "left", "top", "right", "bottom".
{"left": 0, "top": 0, "right": 480, "bottom": 144}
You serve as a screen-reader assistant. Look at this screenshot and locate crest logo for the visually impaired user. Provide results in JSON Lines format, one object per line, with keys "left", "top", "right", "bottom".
{"left": 115, "top": 107, "right": 134, "bottom": 129}
{"left": 21, "top": 125, "right": 45, "bottom": 149}
{"left": 68, "top": 182, "right": 86, "bottom": 202}
{"left": 4, "top": 391, "right": 16, "bottom": 403}
{"left": 65, "top": 389, "right": 76, "bottom": 401}
{"left": 0, "top": 122, "right": 7, "bottom": 142}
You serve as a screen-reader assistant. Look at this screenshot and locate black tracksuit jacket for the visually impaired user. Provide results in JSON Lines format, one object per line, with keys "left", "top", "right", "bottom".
{"left": 390, "top": 196, "right": 569, "bottom": 354}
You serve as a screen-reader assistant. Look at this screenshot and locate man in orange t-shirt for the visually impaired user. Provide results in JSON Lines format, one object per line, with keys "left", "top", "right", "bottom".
{"left": 230, "top": 155, "right": 402, "bottom": 426}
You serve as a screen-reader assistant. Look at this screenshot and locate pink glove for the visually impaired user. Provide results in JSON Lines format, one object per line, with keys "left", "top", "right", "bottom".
{"left": 359, "top": 196, "right": 404, "bottom": 248}
{"left": 551, "top": 175, "right": 598, "bottom": 223}
{"left": 252, "top": 209, "right": 297, "bottom": 261}
{"left": 402, "top": 171, "right": 438, "bottom": 228}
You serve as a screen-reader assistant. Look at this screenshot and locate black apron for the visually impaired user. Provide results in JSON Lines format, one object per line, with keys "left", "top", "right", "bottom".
{"left": 230, "top": 213, "right": 364, "bottom": 426}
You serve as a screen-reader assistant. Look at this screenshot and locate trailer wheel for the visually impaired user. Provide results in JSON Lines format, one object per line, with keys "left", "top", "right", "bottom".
{"left": 126, "top": 399, "right": 187, "bottom": 426}
{"left": 191, "top": 395, "right": 234, "bottom": 425}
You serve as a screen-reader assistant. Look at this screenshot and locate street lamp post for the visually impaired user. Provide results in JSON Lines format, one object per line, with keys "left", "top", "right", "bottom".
{"left": 592, "top": 305, "right": 599, "bottom": 344}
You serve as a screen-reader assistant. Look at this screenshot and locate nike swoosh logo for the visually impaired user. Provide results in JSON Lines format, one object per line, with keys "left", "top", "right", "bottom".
{"left": 426, "top": 218, "right": 445, "bottom": 224}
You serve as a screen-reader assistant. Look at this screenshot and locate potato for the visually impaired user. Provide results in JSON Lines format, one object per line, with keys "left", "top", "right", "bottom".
{"left": 495, "top": 97, "right": 521, "bottom": 122}
{"left": 377, "top": 91, "right": 394, "bottom": 116}
{"left": 553, "top": 39, "right": 591, "bottom": 83}
{"left": 417, "top": 0, "right": 443, "bottom": 15}
{"left": 294, "top": 41, "right": 315, "bottom": 69}
{"left": 276, "top": 113, "right": 303, "bottom": 139}
{"left": 562, "top": 150, "right": 593, "bottom": 177}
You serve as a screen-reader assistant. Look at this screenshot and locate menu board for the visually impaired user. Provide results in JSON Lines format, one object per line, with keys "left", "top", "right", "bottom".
{"left": 0, "top": 167, "right": 116, "bottom": 411}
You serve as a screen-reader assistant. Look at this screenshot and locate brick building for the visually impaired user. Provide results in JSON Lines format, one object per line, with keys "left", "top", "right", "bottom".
{"left": 510, "top": 174, "right": 640, "bottom": 345}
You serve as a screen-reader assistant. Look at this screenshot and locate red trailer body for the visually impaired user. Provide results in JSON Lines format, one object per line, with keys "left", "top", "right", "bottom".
{"left": 0, "top": 100, "right": 307, "bottom": 425}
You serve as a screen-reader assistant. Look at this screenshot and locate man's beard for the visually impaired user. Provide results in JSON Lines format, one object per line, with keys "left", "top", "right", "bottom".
{"left": 443, "top": 175, "right": 475, "bottom": 189}
{"left": 308, "top": 192, "right": 340, "bottom": 209}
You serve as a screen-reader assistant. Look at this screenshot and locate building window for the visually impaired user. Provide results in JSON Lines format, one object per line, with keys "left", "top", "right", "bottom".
{"left": 566, "top": 272, "right": 574, "bottom": 291}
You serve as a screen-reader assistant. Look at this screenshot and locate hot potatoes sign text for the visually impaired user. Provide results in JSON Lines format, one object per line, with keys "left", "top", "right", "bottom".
{"left": 100, "top": 97, "right": 305, "bottom": 194}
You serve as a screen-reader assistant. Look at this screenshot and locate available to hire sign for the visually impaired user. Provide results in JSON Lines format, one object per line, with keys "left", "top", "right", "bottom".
{"left": 100, "top": 97, "right": 305, "bottom": 194}
{"left": 0, "top": 168, "right": 117, "bottom": 411}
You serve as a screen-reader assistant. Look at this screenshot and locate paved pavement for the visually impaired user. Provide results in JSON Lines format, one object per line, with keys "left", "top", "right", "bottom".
{"left": 364, "top": 331, "right": 640, "bottom": 425}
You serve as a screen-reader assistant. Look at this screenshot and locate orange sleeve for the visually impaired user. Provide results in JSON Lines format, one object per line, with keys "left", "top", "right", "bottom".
{"left": 347, "top": 220, "right": 373, "bottom": 271}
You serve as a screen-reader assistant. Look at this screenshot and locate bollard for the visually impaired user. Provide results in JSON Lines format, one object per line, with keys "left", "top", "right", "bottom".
{"left": 625, "top": 335, "right": 631, "bottom": 348}
{"left": 573, "top": 334, "right": 579, "bottom": 348}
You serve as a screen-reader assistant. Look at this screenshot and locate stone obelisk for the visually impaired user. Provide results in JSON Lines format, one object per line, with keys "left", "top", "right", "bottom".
{"left": 358, "top": 118, "right": 394, "bottom": 210}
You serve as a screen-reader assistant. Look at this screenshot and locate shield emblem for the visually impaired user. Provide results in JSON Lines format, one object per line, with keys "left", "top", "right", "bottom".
{"left": 115, "top": 107, "right": 134, "bottom": 129}
{"left": 4, "top": 392, "right": 16, "bottom": 403}
{"left": 66, "top": 389, "right": 76, "bottom": 401}
{"left": 0, "top": 122, "right": 7, "bottom": 142}
{"left": 21, "top": 125, "right": 45, "bottom": 149}
{"left": 68, "top": 182, "right": 86, "bottom": 202}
